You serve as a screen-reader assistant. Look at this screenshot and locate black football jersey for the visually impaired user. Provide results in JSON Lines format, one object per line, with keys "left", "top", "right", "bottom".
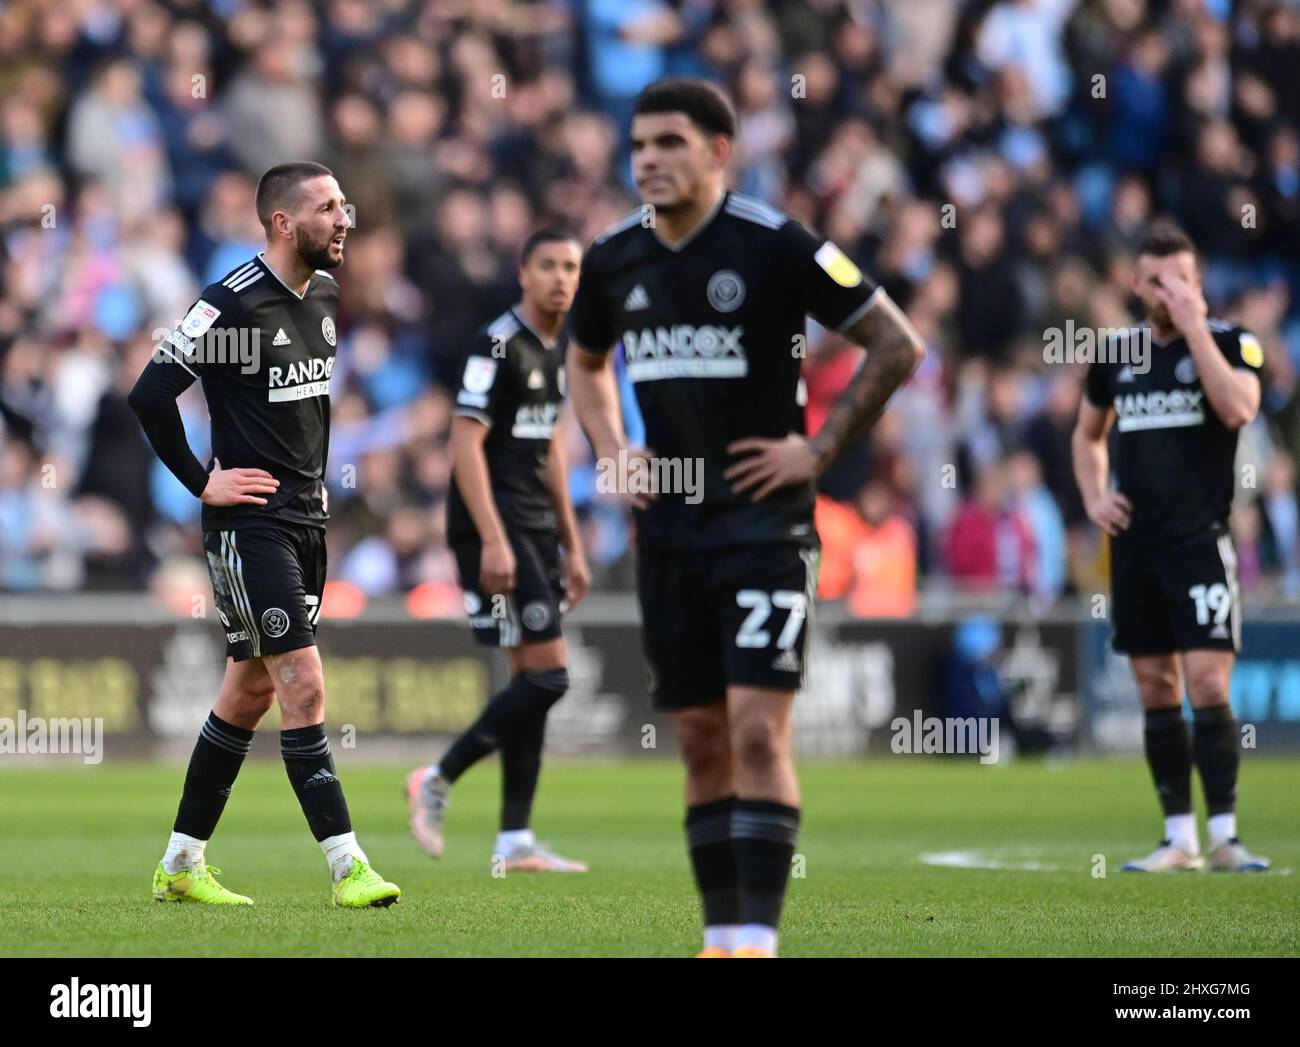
{"left": 447, "top": 306, "right": 566, "bottom": 542}
{"left": 567, "top": 190, "right": 878, "bottom": 550}
{"left": 1084, "top": 319, "right": 1264, "bottom": 544}
{"left": 154, "top": 253, "right": 340, "bottom": 531}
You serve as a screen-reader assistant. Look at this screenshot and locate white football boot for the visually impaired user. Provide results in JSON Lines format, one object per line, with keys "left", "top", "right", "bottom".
{"left": 1122, "top": 840, "right": 1204, "bottom": 872}
{"left": 497, "top": 840, "right": 588, "bottom": 873}
{"left": 405, "top": 767, "right": 451, "bottom": 859}
{"left": 1208, "top": 839, "right": 1270, "bottom": 872}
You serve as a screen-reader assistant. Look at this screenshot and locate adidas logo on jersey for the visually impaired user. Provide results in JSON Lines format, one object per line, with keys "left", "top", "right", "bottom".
{"left": 624, "top": 284, "right": 650, "bottom": 310}
{"left": 272, "top": 328, "right": 291, "bottom": 346}
{"left": 527, "top": 369, "right": 544, "bottom": 389}
{"left": 771, "top": 649, "right": 801, "bottom": 674}
{"left": 1117, "top": 365, "right": 1134, "bottom": 383}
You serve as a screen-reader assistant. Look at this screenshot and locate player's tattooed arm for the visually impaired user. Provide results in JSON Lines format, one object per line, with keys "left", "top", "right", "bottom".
{"left": 807, "top": 290, "right": 926, "bottom": 468}
{"left": 726, "top": 289, "right": 924, "bottom": 501}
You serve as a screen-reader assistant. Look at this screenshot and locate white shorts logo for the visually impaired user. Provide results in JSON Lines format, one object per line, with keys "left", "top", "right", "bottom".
{"left": 321, "top": 316, "right": 337, "bottom": 346}
{"left": 261, "top": 607, "right": 290, "bottom": 638}
{"left": 522, "top": 601, "right": 551, "bottom": 631}
{"left": 707, "top": 270, "right": 745, "bottom": 313}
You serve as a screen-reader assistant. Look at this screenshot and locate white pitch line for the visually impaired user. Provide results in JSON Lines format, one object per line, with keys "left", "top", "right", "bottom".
{"left": 919, "top": 851, "right": 1291, "bottom": 875}
{"left": 919, "top": 850, "right": 1064, "bottom": 872}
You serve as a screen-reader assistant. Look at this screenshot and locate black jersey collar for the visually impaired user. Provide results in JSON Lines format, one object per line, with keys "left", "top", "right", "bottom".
{"left": 256, "top": 251, "right": 312, "bottom": 301}
{"left": 649, "top": 186, "right": 727, "bottom": 253}
{"left": 1150, "top": 327, "right": 1183, "bottom": 349}
{"left": 510, "top": 306, "right": 560, "bottom": 351}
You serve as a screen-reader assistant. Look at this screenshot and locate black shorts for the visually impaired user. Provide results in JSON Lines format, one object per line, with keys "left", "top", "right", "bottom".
{"left": 452, "top": 528, "right": 564, "bottom": 648}
{"left": 1110, "top": 531, "right": 1241, "bottom": 656}
{"left": 202, "top": 524, "right": 326, "bottom": 662}
{"left": 636, "top": 544, "right": 819, "bottom": 710}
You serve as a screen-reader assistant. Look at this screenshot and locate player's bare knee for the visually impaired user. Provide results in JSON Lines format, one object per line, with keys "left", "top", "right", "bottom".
{"left": 1186, "top": 671, "right": 1230, "bottom": 709}
{"left": 235, "top": 681, "right": 276, "bottom": 720}
{"left": 1134, "top": 668, "right": 1181, "bottom": 709}
{"left": 275, "top": 668, "right": 325, "bottom": 722}
{"left": 675, "top": 712, "right": 729, "bottom": 774}
{"left": 278, "top": 691, "right": 324, "bottom": 725}
{"left": 1137, "top": 682, "right": 1180, "bottom": 709}
{"left": 682, "top": 750, "right": 731, "bottom": 799}
{"left": 732, "top": 718, "right": 781, "bottom": 773}
{"left": 517, "top": 638, "right": 567, "bottom": 676}
{"left": 681, "top": 739, "right": 729, "bottom": 782}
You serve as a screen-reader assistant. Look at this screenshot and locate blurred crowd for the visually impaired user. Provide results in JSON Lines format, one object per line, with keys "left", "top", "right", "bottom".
{"left": 2, "top": 0, "right": 1300, "bottom": 613}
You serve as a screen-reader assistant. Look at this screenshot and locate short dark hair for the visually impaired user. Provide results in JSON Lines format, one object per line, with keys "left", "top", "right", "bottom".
{"left": 255, "top": 161, "right": 334, "bottom": 232}
{"left": 633, "top": 77, "right": 736, "bottom": 139}
{"left": 1138, "top": 222, "right": 1197, "bottom": 260}
{"left": 520, "top": 227, "right": 580, "bottom": 266}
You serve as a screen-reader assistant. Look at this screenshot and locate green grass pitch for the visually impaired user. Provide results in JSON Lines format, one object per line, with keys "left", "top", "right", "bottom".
{"left": 0, "top": 757, "right": 1295, "bottom": 957}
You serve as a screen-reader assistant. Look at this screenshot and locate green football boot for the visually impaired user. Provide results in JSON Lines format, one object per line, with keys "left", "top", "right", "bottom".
{"left": 332, "top": 857, "right": 401, "bottom": 908}
{"left": 152, "top": 862, "right": 254, "bottom": 905}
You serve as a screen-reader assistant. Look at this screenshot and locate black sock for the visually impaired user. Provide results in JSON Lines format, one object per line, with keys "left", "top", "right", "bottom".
{"left": 1143, "top": 707, "right": 1193, "bottom": 818}
{"left": 500, "top": 715, "right": 546, "bottom": 831}
{"left": 686, "top": 796, "right": 741, "bottom": 928}
{"left": 281, "top": 724, "right": 352, "bottom": 842}
{"left": 440, "top": 668, "right": 568, "bottom": 785}
{"left": 173, "top": 712, "right": 253, "bottom": 839}
{"left": 499, "top": 668, "right": 568, "bottom": 830}
{"left": 732, "top": 799, "right": 800, "bottom": 928}
{"left": 1192, "top": 704, "right": 1239, "bottom": 817}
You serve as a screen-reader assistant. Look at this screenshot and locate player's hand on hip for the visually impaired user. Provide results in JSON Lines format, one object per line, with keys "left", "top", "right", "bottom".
{"left": 604, "top": 445, "right": 656, "bottom": 510}
{"left": 480, "top": 538, "right": 517, "bottom": 596}
{"left": 201, "top": 458, "right": 279, "bottom": 506}
{"left": 1086, "top": 491, "right": 1133, "bottom": 536}
{"left": 724, "top": 433, "right": 819, "bottom": 502}
{"left": 564, "top": 549, "right": 591, "bottom": 610}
